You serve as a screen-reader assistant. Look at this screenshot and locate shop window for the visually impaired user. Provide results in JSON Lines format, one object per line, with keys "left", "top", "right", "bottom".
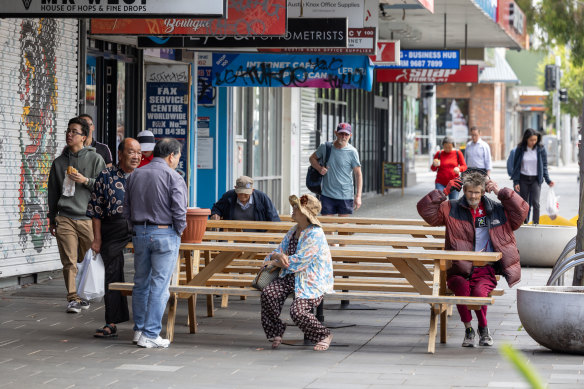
{"left": 436, "top": 98, "right": 469, "bottom": 146}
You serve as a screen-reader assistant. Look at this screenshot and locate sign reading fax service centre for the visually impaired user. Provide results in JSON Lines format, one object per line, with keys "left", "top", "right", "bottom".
{"left": 0, "top": 0, "right": 225, "bottom": 18}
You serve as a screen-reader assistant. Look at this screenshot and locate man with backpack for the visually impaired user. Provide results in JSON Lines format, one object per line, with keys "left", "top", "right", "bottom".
{"left": 308, "top": 123, "right": 362, "bottom": 216}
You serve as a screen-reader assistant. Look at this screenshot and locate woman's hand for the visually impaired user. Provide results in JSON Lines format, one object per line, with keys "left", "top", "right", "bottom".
{"left": 514, "top": 184, "right": 520, "bottom": 192}
{"left": 453, "top": 167, "right": 460, "bottom": 175}
{"left": 549, "top": 181, "right": 555, "bottom": 187}
{"left": 271, "top": 253, "right": 290, "bottom": 269}
{"left": 432, "top": 158, "right": 440, "bottom": 167}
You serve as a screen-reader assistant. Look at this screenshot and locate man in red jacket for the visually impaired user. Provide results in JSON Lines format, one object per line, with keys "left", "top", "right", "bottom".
{"left": 417, "top": 171, "right": 528, "bottom": 348}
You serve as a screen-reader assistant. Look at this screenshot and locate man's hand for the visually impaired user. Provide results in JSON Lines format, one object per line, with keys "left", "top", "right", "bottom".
{"left": 49, "top": 223, "right": 56, "bottom": 237}
{"left": 485, "top": 180, "right": 500, "bottom": 196}
{"left": 91, "top": 239, "right": 101, "bottom": 254}
{"left": 319, "top": 166, "right": 328, "bottom": 175}
{"left": 443, "top": 177, "right": 463, "bottom": 195}
{"left": 354, "top": 195, "right": 362, "bottom": 210}
{"left": 210, "top": 214, "right": 220, "bottom": 220}
{"left": 69, "top": 172, "right": 88, "bottom": 184}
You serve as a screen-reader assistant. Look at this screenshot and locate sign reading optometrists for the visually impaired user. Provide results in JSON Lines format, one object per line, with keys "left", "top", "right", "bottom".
{"left": 0, "top": 0, "right": 225, "bottom": 18}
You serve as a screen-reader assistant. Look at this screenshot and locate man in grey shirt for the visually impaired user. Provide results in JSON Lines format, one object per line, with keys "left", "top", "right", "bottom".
{"left": 123, "top": 138, "right": 187, "bottom": 348}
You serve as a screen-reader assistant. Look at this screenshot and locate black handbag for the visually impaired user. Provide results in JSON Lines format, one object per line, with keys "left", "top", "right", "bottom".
{"left": 251, "top": 266, "right": 280, "bottom": 291}
{"left": 306, "top": 142, "right": 332, "bottom": 194}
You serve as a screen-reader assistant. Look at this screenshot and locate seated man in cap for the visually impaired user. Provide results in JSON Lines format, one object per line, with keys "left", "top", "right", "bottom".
{"left": 137, "top": 130, "right": 156, "bottom": 167}
{"left": 210, "top": 176, "right": 280, "bottom": 222}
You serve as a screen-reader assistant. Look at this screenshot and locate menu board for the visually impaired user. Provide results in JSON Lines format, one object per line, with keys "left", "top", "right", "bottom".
{"left": 382, "top": 162, "right": 404, "bottom": 196}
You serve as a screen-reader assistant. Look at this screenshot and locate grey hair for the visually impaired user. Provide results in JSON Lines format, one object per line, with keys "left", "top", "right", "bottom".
{"left": 153, "top": 138, "right": 182, "bottom": 158}
{"left": 462, "top": 171, "right": 487, "bottom": 190}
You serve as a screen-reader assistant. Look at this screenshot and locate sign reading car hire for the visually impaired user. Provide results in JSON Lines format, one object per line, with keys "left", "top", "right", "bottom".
{"left": 0, "top": 0, "right": 225, "bottom": 18}
{"left": 90, "top": 0, "right": 285, "bottom": 36}
{"left": 377, "top": 66, "right": 479, "bottom": 83}
{"left": 211, "top": 53, "right": 373, "bottom": 91}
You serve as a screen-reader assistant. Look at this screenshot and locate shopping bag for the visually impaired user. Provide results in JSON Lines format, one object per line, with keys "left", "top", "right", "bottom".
{"left": 76, "top": 249, "right": 105, "bottom": 302}
{"left": 546, "top": 188, "right": 560, "bottom": 220}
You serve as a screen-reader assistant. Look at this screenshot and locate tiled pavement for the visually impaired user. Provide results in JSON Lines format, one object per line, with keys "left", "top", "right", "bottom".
{"left": 1, "top": 162, "right": 582, "bottom": 388}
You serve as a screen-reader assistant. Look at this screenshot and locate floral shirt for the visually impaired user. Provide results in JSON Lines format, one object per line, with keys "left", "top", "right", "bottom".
{"left": 264, "top": 224, "right": 334, "bottom": 299}
{"left": 86, "top": 165, "right": 128, "bottom": 219}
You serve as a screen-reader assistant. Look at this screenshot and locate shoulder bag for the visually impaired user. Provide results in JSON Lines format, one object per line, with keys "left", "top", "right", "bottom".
{"left": 251, "top": 266, "right": 280, "bottom": 291}
{"left": 306, "top": 142, "right": 332, "bottom": 194}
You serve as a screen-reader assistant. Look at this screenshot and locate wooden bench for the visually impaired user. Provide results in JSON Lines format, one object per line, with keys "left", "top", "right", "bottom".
{"left": 111, "top": 239, "right": 502, "bottom": 353}
{"left": 279, "top": 215, "right": 429, "bottom": 226}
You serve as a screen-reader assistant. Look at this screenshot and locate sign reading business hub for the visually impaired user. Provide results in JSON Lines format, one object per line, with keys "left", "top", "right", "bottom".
{"left": 1, "top": 0, "right": 226, "bottom": 18}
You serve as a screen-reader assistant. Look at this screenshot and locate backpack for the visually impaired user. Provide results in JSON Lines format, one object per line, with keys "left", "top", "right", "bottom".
{"left": 306, "top": 142, "right": 332, "bottom": 195}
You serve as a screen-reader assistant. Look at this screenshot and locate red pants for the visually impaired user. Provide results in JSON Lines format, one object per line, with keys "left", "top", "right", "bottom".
{"left": 447, "top": 265, "right": 497, "bottom": 328}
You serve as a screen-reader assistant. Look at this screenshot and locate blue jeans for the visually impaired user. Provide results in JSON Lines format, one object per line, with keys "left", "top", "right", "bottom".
{"left": 435, "top": 183, "right": 459, "bottom": 200}
{"left": 131, "top": 225, "right": 180, "bottom": 339}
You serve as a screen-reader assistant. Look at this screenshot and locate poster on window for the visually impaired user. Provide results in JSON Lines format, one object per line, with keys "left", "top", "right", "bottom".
{"left": 449, "top": 100, "right": 468, "bottom": 143}
{"left": 145, "top": 64, "right": 189, "bottom": 181}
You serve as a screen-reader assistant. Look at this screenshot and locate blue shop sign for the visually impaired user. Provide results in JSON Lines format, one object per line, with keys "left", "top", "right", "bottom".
{"left": 376, "top": 50, "right": 460, "bottom": 70}
{"left": 211, "top": 53, "right": 373, "bottom": 91}
{"left": 474, "top": 0, "right": 497, "bottom": 21}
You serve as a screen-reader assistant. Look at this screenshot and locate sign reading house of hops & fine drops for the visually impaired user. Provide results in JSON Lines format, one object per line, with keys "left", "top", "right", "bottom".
{"left": 0, "top": 0, "right": 225, "bottom": 18}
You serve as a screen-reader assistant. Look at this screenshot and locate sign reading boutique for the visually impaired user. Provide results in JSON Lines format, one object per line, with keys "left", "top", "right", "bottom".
{"left": 1, "top": 0, "right": 225, "bottom": 18}
{"left": 90, "top": 0, "right": 285, "bottom": 36}
{"left": 211, "top": 53, "right": 374, "bottom": 91}
{"left": 145, "top": 64, "right": 189, "bottom": 181}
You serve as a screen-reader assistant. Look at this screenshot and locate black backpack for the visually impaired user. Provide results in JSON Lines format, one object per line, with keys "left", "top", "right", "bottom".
{"left": 306, "top": 142, "right": 332, "bottom": 194}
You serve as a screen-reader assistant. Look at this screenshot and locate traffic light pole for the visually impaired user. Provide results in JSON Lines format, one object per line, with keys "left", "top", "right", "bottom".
{"left": 427, "top": 86, "right": 437, "bottom": 166}
{"left": 554, "top": 56, "right": 561, "bottom": 166}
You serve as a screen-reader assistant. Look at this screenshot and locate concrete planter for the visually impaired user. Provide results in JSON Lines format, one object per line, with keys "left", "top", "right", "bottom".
{"left": 514, "top": 225, "right": 576, "bottom": 267}
{"left": 517, "top": 286, "right": 584, "bottom": 354}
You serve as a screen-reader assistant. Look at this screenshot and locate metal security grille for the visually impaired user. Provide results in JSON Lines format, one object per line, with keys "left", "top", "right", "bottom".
{"left": 299, "top": 88, "right": 317, "bottom": 195}
{"left": 0, "top": 19, "right": 78, "bottom": 279}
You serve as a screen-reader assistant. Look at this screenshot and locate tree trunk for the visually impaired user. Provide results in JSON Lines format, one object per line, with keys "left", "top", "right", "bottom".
{"left": 572, "top": 80, "right": 584, "bottom": 285}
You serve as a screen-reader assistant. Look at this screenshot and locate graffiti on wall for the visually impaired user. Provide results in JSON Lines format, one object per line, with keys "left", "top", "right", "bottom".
{"left": 18, "top": 19, "right": 60, "bottom": 253}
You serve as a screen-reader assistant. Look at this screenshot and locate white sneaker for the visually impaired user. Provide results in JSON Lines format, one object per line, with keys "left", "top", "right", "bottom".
{"left": 137, "top": 335, "right": 170, "bottom": 348}
{"left": 132, "top": 331, "right": 143, "bottom": 344}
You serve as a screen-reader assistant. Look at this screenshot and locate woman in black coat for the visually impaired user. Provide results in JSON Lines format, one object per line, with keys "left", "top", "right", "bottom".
{"left": 510, "top": 128, "right": 554, "bottom": 224}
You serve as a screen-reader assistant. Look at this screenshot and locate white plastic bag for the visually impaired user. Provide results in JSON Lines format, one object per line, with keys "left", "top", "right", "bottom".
{"left": 546, "top": 188, "right": 560, "bottom": 220}
{"left": 76, "top": 249, "right": 105, "bottom": 302}
{"left": 62, "top": 175, "right": 75, "bottom": 197}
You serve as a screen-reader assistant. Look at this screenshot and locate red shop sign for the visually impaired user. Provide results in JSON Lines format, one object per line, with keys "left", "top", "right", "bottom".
{"left": 368, "top": 41, "right": 400, "bottom": 65}
{"left": 377, "top": 65, "right": 479, "bottom": 83}
{"left": 90, "top": 0, "right": 286, "bottom": 36}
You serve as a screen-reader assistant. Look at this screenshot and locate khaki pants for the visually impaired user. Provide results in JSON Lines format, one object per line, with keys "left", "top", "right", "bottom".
{"left": 55, "top": 216, "right": 93, "bottom": 301}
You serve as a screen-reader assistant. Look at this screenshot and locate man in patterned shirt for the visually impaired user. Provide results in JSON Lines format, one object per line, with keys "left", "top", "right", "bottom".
{"left": 87, "top": 138, "right": 141, "bottom": 339}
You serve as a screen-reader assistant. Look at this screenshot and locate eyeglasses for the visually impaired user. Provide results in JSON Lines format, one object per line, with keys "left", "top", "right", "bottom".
{"left": 65, "top": 129, "right": 84, "bottom": 136}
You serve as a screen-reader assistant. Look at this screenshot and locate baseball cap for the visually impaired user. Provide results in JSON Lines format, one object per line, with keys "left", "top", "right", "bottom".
{"left": 336, "top": 122, "right": 352, "bottom": 135}
{"left": 137, "top": 130, "right": 156, "bottom": 152}
{"left": 235, "top": 176, "right": 254, "bottom": 194}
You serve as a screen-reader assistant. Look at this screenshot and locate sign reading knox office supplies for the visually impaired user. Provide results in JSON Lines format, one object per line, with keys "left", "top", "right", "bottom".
{"left": 2, "top": 0, "right": 225, "bottom": 18}
{"left": 377, "top": 50, "right": 460, "bottom": 69}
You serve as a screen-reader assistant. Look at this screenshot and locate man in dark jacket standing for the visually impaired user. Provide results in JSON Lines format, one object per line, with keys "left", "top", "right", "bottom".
{"left": 417, "top": 171, "right": 528, "bottom": 348}
{"left": 210, "top": 176, "right": 280, "bottom": 222}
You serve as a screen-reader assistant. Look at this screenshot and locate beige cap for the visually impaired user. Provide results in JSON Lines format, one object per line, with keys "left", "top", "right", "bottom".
{"left": 289, "top": 194, "right": 321, "bottom": 227}
{"left": 235, "top": 176, "right": 254, "bottom": 194}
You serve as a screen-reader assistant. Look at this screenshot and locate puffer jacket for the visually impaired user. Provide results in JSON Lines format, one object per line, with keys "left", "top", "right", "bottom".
{"left": 417, "top": 187, "right": 529, "bottom": 287}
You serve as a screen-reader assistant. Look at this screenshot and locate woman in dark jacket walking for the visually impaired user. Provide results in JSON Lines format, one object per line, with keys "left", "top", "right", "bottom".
{"left": 510, "top": 129, "right": 554, "bottom": 224}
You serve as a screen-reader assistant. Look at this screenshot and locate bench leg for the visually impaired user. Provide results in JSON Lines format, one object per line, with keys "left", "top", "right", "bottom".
{"left": 204, "top": 251, "right": 215, "bottom": 317}
{"left": 440, "top": 304, "right": 447, "bottom": 343}
{"left": 221, "top": 294, "right": 229, "bottom": 308}
{"left": 188, "top": 295, "right": 197, "bottom": 334}
{"left": 185, "top": 250, "right": 198, "bottom": 334}
{"left": 165, "top": 256, "right": 181, "bottom": 342}
{"left": 427, "top": 305, "right": 438, "bottom": 354}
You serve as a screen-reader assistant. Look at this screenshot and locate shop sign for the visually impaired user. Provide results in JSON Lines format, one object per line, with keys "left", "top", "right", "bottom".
{"left": 474, "top": 0, "right": 497, "bottom": 22}
{"left": 137, "top": 18, "right": 347, "bottom": 49}
{"left": 267, "top": 27, "right": 376, "bottom": 55}
{"left": 1, "top": 0, "right": 225, "bottom": 18}
{"left": 197, "top": 53, "right": 215, "bottom": 106}
{"left": 376, "top": 65, "right": 478, "bottom": 83}
{"left": 211, "top": 53, "right": 373, "bottom": 91}
{"left": 145, "top": 64, "right": 190, "bottom": 181}
{"left": 288, "top": 0, "right": 378, "bottom": 28}
{"left": 90, "top": 0, "right": 285, "bottom": 36}
{"left": 376, "top": 50, "right": 460, "bottom": 69}
{"left": 368, "top": 41, "right": 400, "bottom": 65}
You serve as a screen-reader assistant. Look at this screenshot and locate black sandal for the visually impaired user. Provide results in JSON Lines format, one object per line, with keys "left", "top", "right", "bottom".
{"left": 94, "top": 324, "right": 118, "bottom": 338}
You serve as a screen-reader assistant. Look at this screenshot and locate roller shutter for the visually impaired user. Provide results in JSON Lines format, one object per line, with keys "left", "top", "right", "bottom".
{"left": 299, "top": 88, "right": 317, "bottom": 195}
{"left": 0, "top": 18, "right": 78, "bottom": 278}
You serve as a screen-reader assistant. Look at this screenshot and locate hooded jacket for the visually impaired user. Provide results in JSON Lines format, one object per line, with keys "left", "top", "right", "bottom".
{"left": 47, "top": 146, "right": 106, "bottom": 224}
{"left": 417, "top": 187, "right": 529, "bottom": 287}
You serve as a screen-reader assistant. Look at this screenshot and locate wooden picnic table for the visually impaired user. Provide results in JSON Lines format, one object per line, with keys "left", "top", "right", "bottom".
{"left": 114, "top": 240, "right": 500, "bottom": 353}
{"left": 278, "top": 215, "right": 429, "bottom": 226}
{"left": 206, "top": 220, "right": 445, "bottom": 238}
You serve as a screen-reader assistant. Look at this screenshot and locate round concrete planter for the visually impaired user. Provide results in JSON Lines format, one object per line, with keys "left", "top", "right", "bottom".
{"left": 514, "top": 225, "right": 576, "bottom": 267}
{"left": 517, "top": 286, "right": 584, "bottom": 354}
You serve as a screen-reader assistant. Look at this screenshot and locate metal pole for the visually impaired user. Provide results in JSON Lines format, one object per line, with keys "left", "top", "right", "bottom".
{"left": 555, "top": 56, "right": 561, "bottom": 167}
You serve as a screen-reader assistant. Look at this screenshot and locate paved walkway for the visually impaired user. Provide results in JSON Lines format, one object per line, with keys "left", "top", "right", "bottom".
{"left": 0, "top": 161, "right": 582, "bottom": 389}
